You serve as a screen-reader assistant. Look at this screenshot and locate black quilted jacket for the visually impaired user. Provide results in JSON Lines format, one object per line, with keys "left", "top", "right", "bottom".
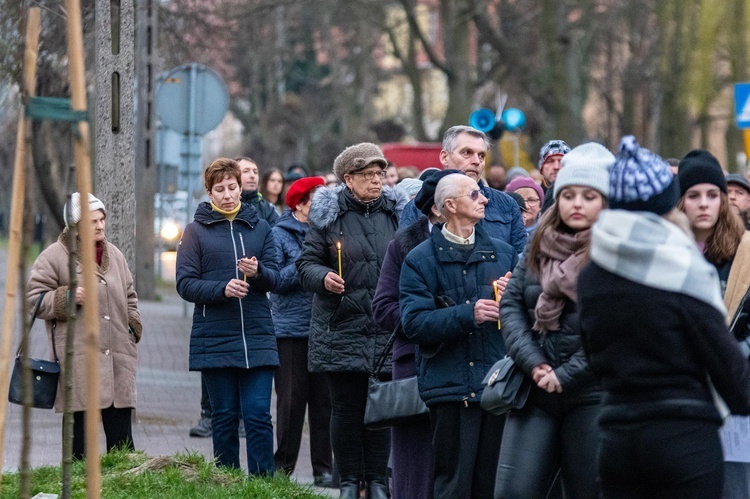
{"left": 296, "top": 185, "right": 406, "bottom": 373}
{"left": 499, "top": 249, "right": 599, "bottom": 396}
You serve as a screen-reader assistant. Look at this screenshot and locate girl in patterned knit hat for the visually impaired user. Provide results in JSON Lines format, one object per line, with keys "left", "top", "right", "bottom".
{"left": 578, "top": 136, "right": 750, "bottom": 498}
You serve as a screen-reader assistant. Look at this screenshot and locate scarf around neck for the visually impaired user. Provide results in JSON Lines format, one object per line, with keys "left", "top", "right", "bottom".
{"left": 591, "top": 210, "right": 726, "bottom": 314}
{"left": 533, "top": 228, "right": 591, "bottom": 333}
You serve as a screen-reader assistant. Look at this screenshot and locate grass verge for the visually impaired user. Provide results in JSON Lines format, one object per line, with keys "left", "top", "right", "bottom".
{"left": 0, "top": 450, "right": 327, "bottom": 498}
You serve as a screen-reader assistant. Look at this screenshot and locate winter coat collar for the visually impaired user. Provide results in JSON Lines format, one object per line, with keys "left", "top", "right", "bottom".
{"left": 274, "top": 210, "right": 307, "bottom": 235}
{"left": 57, "top": 227, "right": 111, "bottom": 273}
{"left": 395, "top": 216, "right": 430, "bottom": 260}
{"left": 308, "top": 184, "right": 409, "bottom": 230}
{"left": 430, "top": 223, "right": 496, "bottom": 264}
{"left": 193, "top": 201, "right": 260, "bottom": 227}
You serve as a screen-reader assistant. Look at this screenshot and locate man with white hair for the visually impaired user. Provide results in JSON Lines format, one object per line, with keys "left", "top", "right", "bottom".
{"left": 399, "top": 126, "right": 527, "bottom": 254}
{"left": 399, "top": 174, "right": 518, "bottom": 498}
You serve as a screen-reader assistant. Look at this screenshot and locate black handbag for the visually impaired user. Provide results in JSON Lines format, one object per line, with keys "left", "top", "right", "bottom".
{"left": 364, "top": 326, "right": 429, "bottom": 429}
{"left": 480, "top": 356, "right": 531, "bottom": 416}
{"left": 8, "top": 292, "right": 60, "bottom": 409}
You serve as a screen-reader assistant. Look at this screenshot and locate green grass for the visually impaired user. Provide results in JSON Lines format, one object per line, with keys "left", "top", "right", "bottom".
{"left": 0, "top": 450, "right": 328, "bottom": 498}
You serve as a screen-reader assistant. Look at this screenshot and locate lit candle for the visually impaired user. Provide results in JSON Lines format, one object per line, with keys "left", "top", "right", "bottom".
{"left": 493, "top": 280, "right": 501, "bottom": 330}
{"left": 337, "top": 242, "right": 342, "bottom": 278}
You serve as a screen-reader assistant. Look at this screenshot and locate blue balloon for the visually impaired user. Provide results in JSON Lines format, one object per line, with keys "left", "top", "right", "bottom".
{"left": 501, "top": 108, "right": 526, "bottom": 132}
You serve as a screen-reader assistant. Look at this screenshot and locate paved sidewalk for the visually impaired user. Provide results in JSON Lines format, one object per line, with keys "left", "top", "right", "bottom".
{"left": 0, "top": 248, "right": 334, "bottom": 496}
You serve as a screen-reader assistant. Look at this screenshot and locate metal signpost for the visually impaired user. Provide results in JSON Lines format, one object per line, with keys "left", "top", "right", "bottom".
{"left": 155, "top": 63, "right": 229, "bottom": 313}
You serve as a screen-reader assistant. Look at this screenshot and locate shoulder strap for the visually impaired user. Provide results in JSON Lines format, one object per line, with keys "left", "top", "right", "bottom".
{"left": 371, "top": 324, "right": 399, "bottom": 377}
{"left": 16, "top": 291, "right": 59, "bottom": 362}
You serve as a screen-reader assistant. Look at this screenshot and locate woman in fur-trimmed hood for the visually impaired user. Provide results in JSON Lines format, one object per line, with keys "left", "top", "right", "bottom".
{"left": 296, "top": 142, "right": 407, "bottom": 499}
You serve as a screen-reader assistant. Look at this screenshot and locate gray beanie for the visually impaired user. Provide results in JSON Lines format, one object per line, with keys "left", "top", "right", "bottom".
{"left": 64, "top": 192, "right": 106, "bottom": 228}
{"left": 332, "top": 142, "right": 388, "bottom": 181}
{"left": 554, "top": 143, "right": 614, "bottom": 199}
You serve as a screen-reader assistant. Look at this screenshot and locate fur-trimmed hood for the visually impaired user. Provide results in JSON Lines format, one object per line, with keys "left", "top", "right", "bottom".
{"left": 308, "top": 184, "right": 409, "bottom": 230}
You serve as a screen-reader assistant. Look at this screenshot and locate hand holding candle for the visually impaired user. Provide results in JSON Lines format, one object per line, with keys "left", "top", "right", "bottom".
{"left": 493, "top": 272, "right": 512, "bottom": 329}
{"left": 237, "top": 256, "right": 258, "bottom": 280}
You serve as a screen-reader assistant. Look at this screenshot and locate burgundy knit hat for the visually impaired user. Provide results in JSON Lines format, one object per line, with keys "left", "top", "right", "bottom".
{"left": 505, "top": 177, "right": 544, "bottom": 205}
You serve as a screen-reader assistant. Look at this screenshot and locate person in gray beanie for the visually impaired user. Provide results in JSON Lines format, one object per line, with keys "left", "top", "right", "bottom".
{"left": 494, "top": 142, "right": 610, "bottom": 499}
{"left": 578, "top": 135, "right": 750, "bottom": 498}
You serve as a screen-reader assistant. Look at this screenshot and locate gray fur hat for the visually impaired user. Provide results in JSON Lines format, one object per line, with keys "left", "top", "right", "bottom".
{"left": 332, "top": 142, "right": 388, "bottom": 181}
{"left": 64, "top": 192, "right": 106, "bottom": 228}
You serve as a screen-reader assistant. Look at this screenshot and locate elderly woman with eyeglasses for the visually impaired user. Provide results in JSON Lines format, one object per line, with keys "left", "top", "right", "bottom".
{"left": 297, "top": 143, "right": 407, "bottom": 499}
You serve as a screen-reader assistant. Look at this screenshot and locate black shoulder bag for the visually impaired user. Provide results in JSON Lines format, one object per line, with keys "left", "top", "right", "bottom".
{"left": 364, "top": 325, "right": 429, "bottom": 429}
{"left": 8, "top": 292, "right": 60, "bottom": 409}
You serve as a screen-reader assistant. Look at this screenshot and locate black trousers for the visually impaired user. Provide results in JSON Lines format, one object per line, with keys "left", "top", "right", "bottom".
{"left": 598, "top": 419, "right": 724, "bottom": 499}
{"left": 494, "top": 392, "right": 601, "bottom": 499}
{"left": 430, "top": 402, "right": 505, "bottom": 499}
{"left": 325, "top": 372, "right": 390, "bottom": 483}
{"left": 273, "top": 338, "right": 332, "bottom": 476}
{"left": 72, "top": 405, "right": 134, "bottom": 460}
{"left": 200, "top": 373, "right": 211, "bottom": 417}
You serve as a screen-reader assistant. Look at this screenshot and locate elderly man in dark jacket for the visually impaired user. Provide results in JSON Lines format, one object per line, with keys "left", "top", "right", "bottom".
{"left": 400, "top": 173, "right": 517, "bottom": 499}
{"left": 296, "top": 142, "right": 407, "bottom": 499}
{"left": 399, "top": 125, "right": 527, "bottom": 254}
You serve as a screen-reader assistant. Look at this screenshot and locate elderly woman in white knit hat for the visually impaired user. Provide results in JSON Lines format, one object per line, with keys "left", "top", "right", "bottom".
{"left": 26, "top": 192, "right": 142, "bottom": 460}
{"left": 495, "top": 143, "right": 613, "bottom": 499}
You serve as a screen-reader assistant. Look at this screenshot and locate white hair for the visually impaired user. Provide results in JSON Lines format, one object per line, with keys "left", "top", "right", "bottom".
{"left": 434, "top": 174, "right": 471, "bottom": 213}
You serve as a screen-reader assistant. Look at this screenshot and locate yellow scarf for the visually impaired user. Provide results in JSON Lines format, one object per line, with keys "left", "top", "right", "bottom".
{"left": 211, "top": 201, "right": 241, "bottom": 221}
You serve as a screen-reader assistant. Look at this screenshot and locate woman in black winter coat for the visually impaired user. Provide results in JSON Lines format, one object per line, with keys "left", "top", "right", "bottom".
{"left": 176, "top": 158, "right": 280, "bottom": 475}
{"left": 296, "top": 143, "right": 406, "bottom": 499}
{"left": 496, "top": 143, "right": 613, "bottom": 499}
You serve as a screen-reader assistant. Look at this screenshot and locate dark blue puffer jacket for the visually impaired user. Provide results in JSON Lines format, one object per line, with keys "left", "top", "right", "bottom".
{"left": 400, "top": 224, "right": 518, "bottom": 406}
{"left": 176, "top": 201, "right": 280, "bottom": 371}
{"left": 270, "top": 211, "right": 313, "bottom": 339}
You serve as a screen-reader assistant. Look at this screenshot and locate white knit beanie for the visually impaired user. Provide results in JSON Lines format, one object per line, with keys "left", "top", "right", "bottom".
{"left": 554, "top": 143, "right": 614, "bottom": 199}
{"left": 64, "top": 192, "right": 106, "bottom": 227}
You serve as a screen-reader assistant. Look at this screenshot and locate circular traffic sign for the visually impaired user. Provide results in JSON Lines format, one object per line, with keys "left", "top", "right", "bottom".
{"left": 156, "top": 63, "right": 229, "bottom": 135}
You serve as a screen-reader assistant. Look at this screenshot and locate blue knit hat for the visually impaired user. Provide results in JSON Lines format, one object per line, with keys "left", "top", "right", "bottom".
{"left": 538, "top": 140, "right": 571, "bottom": 168}
{"left": 609, "top": 135, "right": 679, "bottom": 215}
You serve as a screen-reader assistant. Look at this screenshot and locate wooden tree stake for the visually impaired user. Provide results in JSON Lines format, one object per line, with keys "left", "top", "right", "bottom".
{"left": 0, "top": 8, "right": 40, "bottom": 490}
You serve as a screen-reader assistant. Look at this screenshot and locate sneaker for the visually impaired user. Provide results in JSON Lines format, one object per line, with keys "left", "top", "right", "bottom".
{"left": 189, "top": 416, "right": 212, "bottom": 438}
{"left": 314, "top": 472, "right": 335, "bottom": 488}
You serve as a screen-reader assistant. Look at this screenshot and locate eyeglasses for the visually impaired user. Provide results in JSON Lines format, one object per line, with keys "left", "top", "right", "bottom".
{"left": 452, "top": 189, "right": 482, "bottom": 201}
{"left": 522, "top": 197, "right": 540, "bottom": 206}
{"left": 351, "top": 170, "right": 386, "bottom": 181}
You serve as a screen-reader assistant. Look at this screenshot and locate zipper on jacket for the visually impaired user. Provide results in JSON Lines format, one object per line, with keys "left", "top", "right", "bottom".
{"left": 203, "top": 305, "right": 206, "bottom": 317}
{"left": 229, "top": 220, "right": 250, "bottom": 368}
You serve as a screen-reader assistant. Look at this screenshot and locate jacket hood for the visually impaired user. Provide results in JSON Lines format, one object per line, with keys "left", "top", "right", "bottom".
{"left": 308, "top": 184, "right": 409, "bottom": 230}
{"left": 274, "top": 210, "right": 307, "bottom": 234}
{"left": 193, "top": 201, "right": 260, "bottom": 227}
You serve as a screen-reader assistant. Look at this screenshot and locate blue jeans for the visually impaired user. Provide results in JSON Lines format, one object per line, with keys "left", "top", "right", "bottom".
{"left": 202, "top": 367, "right": 275, "bottom": 475}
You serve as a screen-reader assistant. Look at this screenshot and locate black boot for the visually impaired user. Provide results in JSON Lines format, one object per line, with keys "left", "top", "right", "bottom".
{"left": 339, "top": 478, "right": 360, "bottom": 499}
{"left": 365, "top": 478, "right": 388, "bottom": 499}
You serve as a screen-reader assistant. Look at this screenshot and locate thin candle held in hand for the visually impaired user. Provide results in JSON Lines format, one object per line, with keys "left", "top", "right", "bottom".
{"left": 493, "top": 280, "right": 501, "bottom": 329}
{"left": 337, "top": 242, "right": 342, "bottom": 278}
